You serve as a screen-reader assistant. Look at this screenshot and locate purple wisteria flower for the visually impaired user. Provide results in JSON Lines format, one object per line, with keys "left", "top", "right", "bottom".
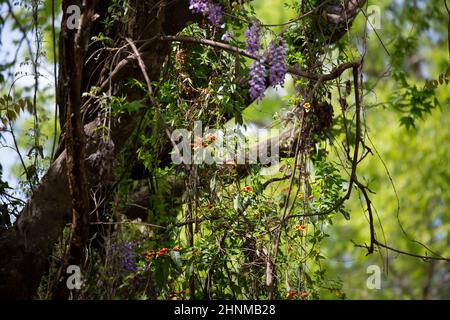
{"left": 189, "top": 0, "right": 208, "bottom": 14}
{"left": 249, "top": 56, "right": 266, "bottom": 101}
{"left": 114, "top": 242, "right": 138, "bottom": 273}
{"left": 268, "top": 38, "right": 287, "bottom": 87}
{"left": 221, "top": 31, "right": 231, "bottom": 42}
{"left": 189, "top": 0, "right": 223, "bottom": 27}
{"left": 244, "top": 21, "right": 260, "bottom": 54}
{"left": 207, "top": 3, "right": 223, "bottom": 27}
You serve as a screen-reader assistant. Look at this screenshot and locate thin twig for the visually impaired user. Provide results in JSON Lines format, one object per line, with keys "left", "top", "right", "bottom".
{"left": 50, "top": 0, "right": 58, "bottom": 159}
{"left": 125, "top": 38, "right": 180, "bottom": 153}
{"left": 89, "top": 221, "right": 166, "bottom": 229}
{"left": 158, "top": 35, "right": 359, "bottom": 81}
{"left": 354, "top": 240, "right": 450, "bottom": 261}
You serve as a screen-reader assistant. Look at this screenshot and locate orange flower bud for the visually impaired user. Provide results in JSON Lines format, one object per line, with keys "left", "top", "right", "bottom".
{"left": 156, "top": 247, "right": 170, "bottom": 257}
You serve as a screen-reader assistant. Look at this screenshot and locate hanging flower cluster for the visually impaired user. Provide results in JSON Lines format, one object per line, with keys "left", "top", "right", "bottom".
{"left": 249, "top": 56, "right": 267, "bottom": 101}
{"left": 244, "top": 21, "right": 265, "bottom": 100}
{"left": 244, "top": 21, "right": 260, "bottom": 54}
{"left": 189, "top": 0, "right": 223, "bottom": 27}
{"left": 189, "top": 0, "right": 208, "bottom": 13}
{"left": 243, "top": 19, "right": 288, "bottom": 101}
{"left": 188, "top": 2, "right": 288, "bottom": 102}
{"left": 268, "top": 38, "right": 287, "bottom": 87}
{"left": 207, "top": 3, "right": 223, "bottom": 27}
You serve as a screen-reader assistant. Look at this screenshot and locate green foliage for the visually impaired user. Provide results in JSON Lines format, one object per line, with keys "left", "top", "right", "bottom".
{"left": 110, "top": 96, "right": 145, "bottom": 115}
{"left": 389, "top": 71, "right": 440, "bottom": 130}
{"left": 3, "top": 0, "right": 449, "bottom": 300}
{"left": 0, "top": 95, "right": 32, "bottom": 125}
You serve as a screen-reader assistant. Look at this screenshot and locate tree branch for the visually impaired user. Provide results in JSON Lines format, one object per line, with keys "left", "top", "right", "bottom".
{"left": 158, "top": 35, "right": 359, "bottom": 82}
{"left": 52, "top": 1, "right": 100, "bottom": 299}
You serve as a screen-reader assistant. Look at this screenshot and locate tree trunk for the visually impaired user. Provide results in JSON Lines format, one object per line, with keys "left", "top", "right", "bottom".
{"left": 0, "top": 0, "right": 194, "bottom": 299}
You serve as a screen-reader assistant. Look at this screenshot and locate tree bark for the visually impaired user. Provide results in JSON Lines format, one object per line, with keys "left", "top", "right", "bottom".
{"left": 0, "top": 0, "right": 195, "bottom": 299}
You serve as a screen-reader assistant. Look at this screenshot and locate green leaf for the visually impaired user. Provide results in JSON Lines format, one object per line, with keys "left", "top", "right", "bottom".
{"left": 187, "top": 263, "right": 194, "bottom": 277}
{"left": 124, "top": 100, "right": 144, "bottom": 113}
{"left": 170, "top": 251, "right": 183, "bottom": 268}
{"left": 210, "top": 174, "right": 216, "bottom": 193}
{"left": 400, "top": 116, "right": 416, "bottom": 130}
{"left": 6, "top": 109, "right": 16, "bottom": 122}
{"left": 155, "top": 259, "right": 170, "bottom": 289}
{"left": 340, "top": 209, "right": 351, "bottom": 221}
{"left": 14, "top": 102, "right": 21, "bottom": 113}
{"left": 26, "top": 99, "right": 34, "bottom": 114}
